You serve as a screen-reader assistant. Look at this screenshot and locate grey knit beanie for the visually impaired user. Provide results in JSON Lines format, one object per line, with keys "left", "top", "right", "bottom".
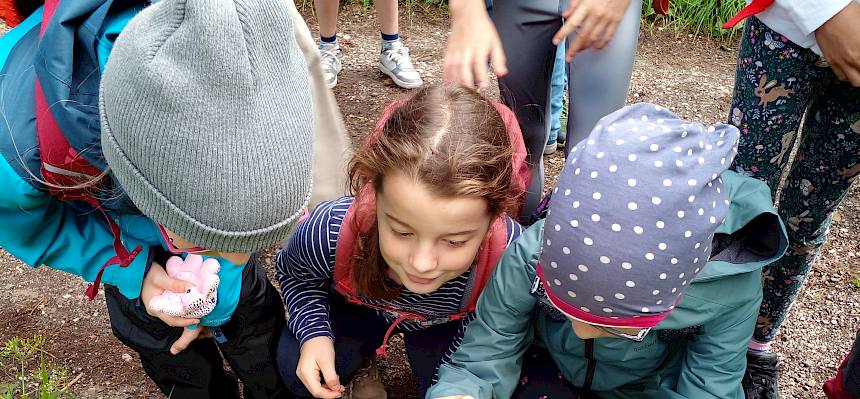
{"left": 537, "top": 103, "right": 740, "bottom": 328}
{"left": 100, "top": 0, "right": 314, "bottom": 252}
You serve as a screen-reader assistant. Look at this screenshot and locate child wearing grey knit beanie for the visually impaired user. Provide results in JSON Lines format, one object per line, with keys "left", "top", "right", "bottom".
{"left": 95, "top": 0, "right": 319, "bottom": 396}
{"left": 427, "top": 103, "right": 788, "bottom": 399}
{"left": 0, "top": 0, "right": 346, "bottom": 395}
{"left": 101, "top": 0, "right": 318, "bottom": 396}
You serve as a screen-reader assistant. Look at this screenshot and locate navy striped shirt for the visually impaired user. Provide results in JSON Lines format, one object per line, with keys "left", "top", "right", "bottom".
{"left": 276, "top": 196, "right": 523, "bottom": 346}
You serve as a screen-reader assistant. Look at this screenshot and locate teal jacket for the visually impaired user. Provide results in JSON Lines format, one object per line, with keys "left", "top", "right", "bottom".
{"left": 0, "top": 5, "right": 242, "bottom": 327}
{"left": 428, "top": 171, "right": 788, "bottom": 399}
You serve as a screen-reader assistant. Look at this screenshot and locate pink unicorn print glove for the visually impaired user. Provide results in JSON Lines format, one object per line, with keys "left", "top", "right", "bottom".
{"left": 147, "top": 254, "right": 220, "bottom": 319}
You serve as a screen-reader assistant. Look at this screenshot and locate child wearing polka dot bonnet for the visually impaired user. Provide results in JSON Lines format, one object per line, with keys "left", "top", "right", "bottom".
{"left": 428, "top": 103, "right": 790, "bottom": 399}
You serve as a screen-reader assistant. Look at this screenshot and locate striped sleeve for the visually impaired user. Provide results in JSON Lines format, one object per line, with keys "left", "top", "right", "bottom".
{"left": 276, "top": 197, "right": 351, "bottom": 345}
{"left": 434, "top": 214, "right": 524, "bottom": 382}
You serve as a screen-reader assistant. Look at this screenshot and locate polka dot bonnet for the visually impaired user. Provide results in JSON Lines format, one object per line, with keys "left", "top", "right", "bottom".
{"left": 536, "top": 103, "right": 740, "bottom": 328}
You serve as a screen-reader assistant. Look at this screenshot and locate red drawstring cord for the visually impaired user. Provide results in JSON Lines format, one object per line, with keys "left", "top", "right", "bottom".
{"left": 83, "top": 205, "right": 142, "bottom": 300}
{"left": 375, "top": 315, "right": 410, "bottom": 358}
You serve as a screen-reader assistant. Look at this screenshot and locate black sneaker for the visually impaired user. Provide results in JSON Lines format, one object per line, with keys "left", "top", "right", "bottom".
{"left": 743, "top": 350, "right": 781, "bottom": 399}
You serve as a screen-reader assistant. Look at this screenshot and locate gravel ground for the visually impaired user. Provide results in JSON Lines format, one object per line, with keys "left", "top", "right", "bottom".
{"left": 1, "top": 4, "right": 858, "bottom": 398}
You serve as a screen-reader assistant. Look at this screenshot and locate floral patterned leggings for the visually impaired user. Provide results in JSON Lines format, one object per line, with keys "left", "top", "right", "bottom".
{"left": 728, "top": 17, "right": 860, "bottom": 343}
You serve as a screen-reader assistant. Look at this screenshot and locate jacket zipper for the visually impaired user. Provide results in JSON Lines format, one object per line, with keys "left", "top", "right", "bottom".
{"left": 584, "top": 339, "right": 596, "bottom": 391}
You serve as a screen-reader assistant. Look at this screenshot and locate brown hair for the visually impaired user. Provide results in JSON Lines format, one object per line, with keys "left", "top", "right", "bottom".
{"left": 347, "top": 84, "right": 520, "bottom": 300}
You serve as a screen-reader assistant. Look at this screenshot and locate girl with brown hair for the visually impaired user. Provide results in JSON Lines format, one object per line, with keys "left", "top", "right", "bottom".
{"left": 275, "top": 84, "right": 529, "bottom": 399}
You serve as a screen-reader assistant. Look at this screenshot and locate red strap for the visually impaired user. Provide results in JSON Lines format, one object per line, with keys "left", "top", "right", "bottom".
{"left": 83, "top": 201, "right": 143, "bottom": 300}
{"left": 723, "top": 0, "right": 774, "bottom": 29}
{"left": 39, "top": 0, "right": 59, "bottom": 38}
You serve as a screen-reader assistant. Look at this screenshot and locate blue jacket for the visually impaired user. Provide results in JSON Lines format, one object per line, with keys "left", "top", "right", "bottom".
{"left": 0, "top": 2, "right": 241, "bottom": 327}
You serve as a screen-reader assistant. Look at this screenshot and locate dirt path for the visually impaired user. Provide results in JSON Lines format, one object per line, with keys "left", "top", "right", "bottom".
{"left": 1, "top": 4, "right": 858, "bottom": 398}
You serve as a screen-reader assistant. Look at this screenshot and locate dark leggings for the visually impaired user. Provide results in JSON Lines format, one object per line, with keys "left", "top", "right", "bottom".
{"left": 728, "top": 17, "right": 860, "bottom": 343}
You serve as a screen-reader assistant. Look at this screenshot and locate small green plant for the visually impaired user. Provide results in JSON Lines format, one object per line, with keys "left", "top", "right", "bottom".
{"left": 852, "top": 275, "right": 860, "bottom": 288}
{"left": 642, "top": 0, "right": 747, "bottom": 42}
{"left": 0, "top": 335, "right": 76, "bottom": 399}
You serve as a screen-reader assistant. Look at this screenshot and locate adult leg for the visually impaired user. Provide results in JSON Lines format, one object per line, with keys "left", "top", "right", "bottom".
{"left": 495, "top": 0, "right": 564, "bottom": 214}
{"left": 215, "top": 257, "right": 290, "bottom": 398}
{"left": 564, "top": 0, "right": 641, "bottom": 152}
{"left": 105, "top": 285, "right": 240, "bottom": 398}
{"left": 277, "top": 292, "right": 388, "bottom": 397}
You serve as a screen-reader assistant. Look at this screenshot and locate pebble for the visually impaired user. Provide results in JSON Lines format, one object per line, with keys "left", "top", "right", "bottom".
{"left": 122, "top": 353, "right": 133, "bottom": 362}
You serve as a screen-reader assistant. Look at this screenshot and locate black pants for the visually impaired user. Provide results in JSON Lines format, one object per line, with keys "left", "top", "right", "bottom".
{"left": 276, "top": 292, "right": 461, "bottom": 397}
{"left": 511, "top": 346, "right": 585, "bottom": 399}
{"left": 105, "top": 256, "right": 288, "bottom": 399}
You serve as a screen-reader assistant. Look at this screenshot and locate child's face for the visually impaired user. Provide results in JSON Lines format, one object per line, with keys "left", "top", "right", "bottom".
{"left": 159, "top": 226, "right": 249, "bottom": 264}
{"left": 376, "top": 171, "right": 493, "bottom": 295}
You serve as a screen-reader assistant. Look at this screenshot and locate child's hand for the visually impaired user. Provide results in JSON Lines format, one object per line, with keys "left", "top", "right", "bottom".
{"left": 169, "top": 326, "right": 212, "bottom": 355}
{"left": 148, "top": 255, "right": 220, "bottom": 319}
{"left": 141, "top": 262, "right": 200, "bottom": 327}
{"left": 297, "top": 336, "right": 344, "bottom": 398}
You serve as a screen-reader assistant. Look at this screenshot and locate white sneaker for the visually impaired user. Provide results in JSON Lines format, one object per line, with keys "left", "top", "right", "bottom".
{"left": 378, "top": 41, "right": 422, "bottom": 89}
{"left": 319, "top": 42, "right": 342, "bottom": 89}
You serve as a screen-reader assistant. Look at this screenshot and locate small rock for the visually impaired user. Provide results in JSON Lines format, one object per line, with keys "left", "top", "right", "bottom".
{"left": 62, "top": 294, "right": 71, "bottom": 299}
{"left": 122, "top": 353, "right": 133, "bottom": 362}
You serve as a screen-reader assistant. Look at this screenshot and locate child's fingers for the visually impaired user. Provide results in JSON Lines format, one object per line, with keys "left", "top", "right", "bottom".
{"left": 151, "top": 262, "right": 195, "bottom": 293}
{"left": 170, "top": 327, "right": 200, "bottom": 355}
{"left": 297, "top": 365, "right": 341, "bottom": 398}
{"left": 319, "top": 360, "right": 343, "bottom": 393}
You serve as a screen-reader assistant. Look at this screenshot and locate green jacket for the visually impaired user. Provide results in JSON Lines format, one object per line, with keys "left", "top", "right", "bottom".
{"left": 428, "top": 171, "right": 788, "bottom": 399}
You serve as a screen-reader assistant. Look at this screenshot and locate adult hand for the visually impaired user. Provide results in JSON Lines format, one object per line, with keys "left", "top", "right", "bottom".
{"left": 141, "top": 262, "right": 199, "bottom": 328}
{"left": 297, "top": 336, "right": 344, "bottom": 398}
{"left": 816, "top": 1, "right": 860, "bottom": 87}
{"left": 444, "top": 0, "right": 508, "bottom": 88}
{"left": 553, "top": 0, "right": 631, "bottom": 61}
